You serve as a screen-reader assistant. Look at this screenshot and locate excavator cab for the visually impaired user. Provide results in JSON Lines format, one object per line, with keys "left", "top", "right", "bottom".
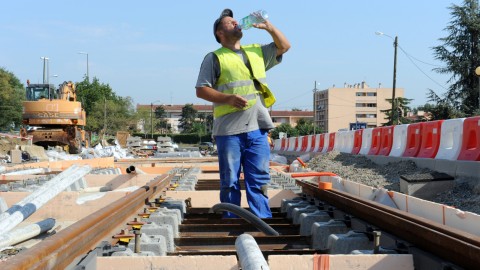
{"left": 25, "top": 83, "right": 56, "bottom": 101}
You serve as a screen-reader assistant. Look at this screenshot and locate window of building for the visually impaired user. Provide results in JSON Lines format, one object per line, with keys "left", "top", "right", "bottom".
{"left": 356, "top": 92, "right": 366, "bottom": 96}
{"left": 366, "top": 92, "right": 377, "bottom": 96}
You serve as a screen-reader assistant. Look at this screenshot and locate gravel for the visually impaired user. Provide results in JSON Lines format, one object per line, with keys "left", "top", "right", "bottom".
{"left": 306, "top": 151, "right": 480, "bottom": 215}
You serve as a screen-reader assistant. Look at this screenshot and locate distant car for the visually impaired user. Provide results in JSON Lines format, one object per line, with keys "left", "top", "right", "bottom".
{"left": 198, "top": 142, "right": 214, "bottom": 151}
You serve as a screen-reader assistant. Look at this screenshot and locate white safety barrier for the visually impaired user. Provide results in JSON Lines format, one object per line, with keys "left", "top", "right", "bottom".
{"left": 435, "top": 118, "right": 465, "bottom": 160}
{"left": 273, "top": 139, "right": 282, "bottom": 151}
{"left": 389, "top": 124, "right": 409, "bottom": 157}
{"left": 333, "top": 132, "right": 343, "bottom": 152}
{"left": 343, "top": 130, "right": 355, "bottom": 153}
{"left": 321, "top": 133, "right": 330, "bottom": 153}
{"left": 359, "top": 128, "right": 373, "bottom": 155}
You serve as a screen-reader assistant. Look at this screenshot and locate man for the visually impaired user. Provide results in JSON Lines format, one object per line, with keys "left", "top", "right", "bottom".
{"left": 195, "top": 9, "right": 290, "bottom": 218}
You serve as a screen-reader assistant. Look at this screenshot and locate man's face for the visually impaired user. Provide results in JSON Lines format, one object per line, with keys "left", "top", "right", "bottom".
{"left": 218, "top": 17, "right": 243, "bottom": 42}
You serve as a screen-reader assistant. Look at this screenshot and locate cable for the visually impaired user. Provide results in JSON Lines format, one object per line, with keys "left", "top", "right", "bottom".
{"left": 397, "top": 46, "right": 448, "bottom": 90}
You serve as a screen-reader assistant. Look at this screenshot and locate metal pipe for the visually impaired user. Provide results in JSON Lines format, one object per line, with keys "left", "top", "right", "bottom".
{"left": 0, "top": 165, "right": 91, "bottom": 235}
{"left": 0, "top": 165, "right": 79, "bottom": 221}
{"left": 235, "top": 233, "right": 270, "bottom": 270}
{"left": 0, "top": 218, "right": 55, "bottom": 248}
{"left": 2, "top": 168, "right": 50, "bottom": 175}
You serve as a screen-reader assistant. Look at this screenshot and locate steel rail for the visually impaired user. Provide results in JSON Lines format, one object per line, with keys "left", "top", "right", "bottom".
{"left": 296, "top": 180, "right": 480, "bottom": 269}
{"left": 4, "top": 174, "right": 173, "bottom": 270}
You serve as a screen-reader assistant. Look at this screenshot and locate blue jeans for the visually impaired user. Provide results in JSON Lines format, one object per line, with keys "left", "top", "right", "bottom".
{"left": 215, "top": 129, "right": 272, "bottom": 218}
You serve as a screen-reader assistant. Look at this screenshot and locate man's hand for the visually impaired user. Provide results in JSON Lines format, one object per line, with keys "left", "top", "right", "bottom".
{"left": 227, "top": 94, "right": 248, "bottom": 109}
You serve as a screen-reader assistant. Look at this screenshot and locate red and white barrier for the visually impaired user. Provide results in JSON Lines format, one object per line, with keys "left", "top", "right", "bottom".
{"left": 272, "top": 116, "right": 480, "bottom": 163}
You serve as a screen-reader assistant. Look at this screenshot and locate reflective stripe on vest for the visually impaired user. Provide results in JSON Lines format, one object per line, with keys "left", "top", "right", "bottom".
{"left": 213, "top": 44, "right": 274, "bottom": 118}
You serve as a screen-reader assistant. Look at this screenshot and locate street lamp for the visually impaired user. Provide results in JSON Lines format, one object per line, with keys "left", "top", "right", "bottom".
{"left": 40, "top": 57, "right": 49, "bottom": 84}
{"left": 150, "top": 100, "right": 162, "bottom": 139}
{"left": 78, "top": 52, "right": 89, "bottom": 82}
{"left": 376, "top": 31, "right": 398, "bottom": 125}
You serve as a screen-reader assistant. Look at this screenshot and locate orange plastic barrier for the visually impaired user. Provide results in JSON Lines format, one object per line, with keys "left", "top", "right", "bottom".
{"left": 458, "top": 116, "right": 480, "bottom": 161}
{"left": 300, "top": 136, "right": 309, "bottom": 152}
{"left": 367, "top": 127, "right": 382, "bottom": 155}
{"left": 351, "top": 129, "right": 363, "bottom": 155}
{"left": 417, "top": 120, "right": 444, "bottom": 158}
{"left": 378, "top": 126, "right": 394, "bottom": 156}
{"left": 327, "top": 132, "right": 336, "bottom": 152}
{"left": 403, "top": 122, "right": 423, "bottom": 157}
{"left": 317, "top": 134, "right": 325, "bottom": 152}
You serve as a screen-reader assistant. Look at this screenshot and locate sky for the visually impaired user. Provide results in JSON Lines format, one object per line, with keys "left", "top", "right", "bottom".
{"left": 0, "top": 0, "right": 462, "bottom": 111}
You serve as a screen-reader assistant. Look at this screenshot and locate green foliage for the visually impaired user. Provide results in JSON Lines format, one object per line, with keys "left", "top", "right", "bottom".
{"left": 75, "top": 77, "right": 118, "bottom": 116}
{"left": 380, "top": 97, "right": 413, "bottom": 125}
{"left": 179, "top": 104, "right": 197, "bottom": 133}
{"left": 432, "top": 0, "right": 480, "bottom": 115}
{"left": 0, "top": 68, "right": 25, "bottom": 130}
{"left": 295, "top": 118, "right": 315, "bottom": 135}
{"left": 419, "top": 89, "right": 466, "bottom": 120}
{"left": 75, "top": 77, "right": 135, "bottom": 135}
{"left": 270, "top": 123, "right": 299, "bottom": 140}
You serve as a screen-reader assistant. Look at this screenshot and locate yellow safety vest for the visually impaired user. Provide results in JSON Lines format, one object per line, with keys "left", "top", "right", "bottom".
{"left": 213, "top": 44, "right": 276, "bottom": 118}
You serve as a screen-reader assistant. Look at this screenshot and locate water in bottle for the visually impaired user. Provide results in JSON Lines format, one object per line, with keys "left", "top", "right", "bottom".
{"left": 238, "top": 10, "right": 268, "bottom": 30}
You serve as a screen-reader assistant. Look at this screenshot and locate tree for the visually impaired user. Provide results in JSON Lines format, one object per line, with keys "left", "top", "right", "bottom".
{"left": 179, "top": 104, "right": 197, "bottom": 133}
{"left": 0, "top": 68, "right": 24, "bottom": 130}
{"left": 75, "top": 77, "right": 135, "bottom": 135}
{"left": 295, "top": 118, "right": 315, "bottom": 135}
{"left": 75, "top": 77, "right": 118, "bottom": 116}
{"left": 380, "top": 97, "right": 413, "bottom": 125}
{"left": 432, "top": 0, "right": 480, "bottom": 116}
{"left": 87, "top": 96, "right": 136, "bottom": 136}
{"left": 419, "top": 89, "right": 466, "bottom": 120}
{"left": 270, "top": 123, "right": 298, "bottom": 140}
{"left": 154, "top": 105, "right": 170, "bottom": 133}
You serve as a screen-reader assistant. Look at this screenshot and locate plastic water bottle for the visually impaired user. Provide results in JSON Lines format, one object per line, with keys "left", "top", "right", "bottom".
{"left": 238, "top": 10, "right": 268, "bottom": 30}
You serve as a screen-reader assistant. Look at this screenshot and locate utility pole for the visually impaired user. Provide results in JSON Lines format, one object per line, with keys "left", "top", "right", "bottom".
{"left": 312, "top": 81, "right": 318, "bottom": 135}
{"left": 392, "top": 36, "right": 398, "bottom": 125}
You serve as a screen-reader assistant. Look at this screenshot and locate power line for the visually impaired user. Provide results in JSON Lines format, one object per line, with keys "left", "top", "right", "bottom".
{"left": 397, "top": 45, "right": 448, "bottom": 90}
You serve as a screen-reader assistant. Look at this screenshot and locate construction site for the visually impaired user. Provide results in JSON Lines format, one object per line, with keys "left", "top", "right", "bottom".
{"left": 0, "top": 117, "right": 479, "bottom": 270}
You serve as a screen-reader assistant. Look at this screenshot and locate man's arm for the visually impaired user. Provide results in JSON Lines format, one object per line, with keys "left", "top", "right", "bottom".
{"left": 254, "top": 20, "right": 291, "bottom": 57}
{"left": 196, "top": 86, "right": 248, "bottom": 109}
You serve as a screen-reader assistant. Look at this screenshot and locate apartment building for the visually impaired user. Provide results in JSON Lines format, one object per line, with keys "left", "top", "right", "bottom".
{"left": 313, "top": 81, "right": 404, "bottom": 132}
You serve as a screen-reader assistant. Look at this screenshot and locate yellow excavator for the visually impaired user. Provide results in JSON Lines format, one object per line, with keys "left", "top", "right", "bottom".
{"left": 20, "top": 80, "right": 89, "bottom": 154}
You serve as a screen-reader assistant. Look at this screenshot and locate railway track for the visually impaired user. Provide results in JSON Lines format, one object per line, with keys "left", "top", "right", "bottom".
{"left": 2, "top": 165, "right": 479, "bottom": 269}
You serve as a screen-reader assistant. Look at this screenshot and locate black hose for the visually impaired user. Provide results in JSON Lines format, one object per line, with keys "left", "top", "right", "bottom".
{"left": 209, "top": 203, "right": 279, "bottom": 236}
